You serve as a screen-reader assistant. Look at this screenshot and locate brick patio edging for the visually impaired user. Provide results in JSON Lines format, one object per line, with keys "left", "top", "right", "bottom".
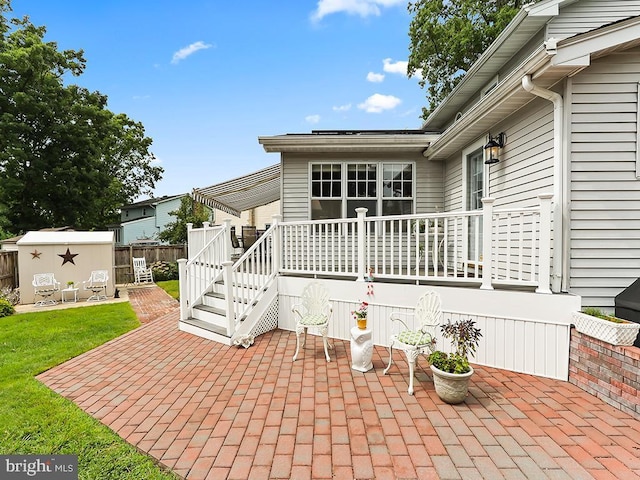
{"left": 569, "top": 327, "right": 640, "bottom": 420}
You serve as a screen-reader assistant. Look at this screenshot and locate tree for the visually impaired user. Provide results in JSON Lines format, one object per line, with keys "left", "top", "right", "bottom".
{"left": 407, "top": 0, "right": 526, "bottom": 120}
{"left": 158, "top": 196, "right": 212, "bottom": 245}
{"left": 0, "top": 1, "right": 163, "bottom": 233}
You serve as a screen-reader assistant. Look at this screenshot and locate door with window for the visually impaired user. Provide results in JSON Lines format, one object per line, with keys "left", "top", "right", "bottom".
{"left": 466, "top": 149, "right": 484, "bottom": 263}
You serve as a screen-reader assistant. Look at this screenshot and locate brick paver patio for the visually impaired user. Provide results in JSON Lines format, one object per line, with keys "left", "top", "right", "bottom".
{"left": 37, "top": 286, "right": 640, "bottom": 479}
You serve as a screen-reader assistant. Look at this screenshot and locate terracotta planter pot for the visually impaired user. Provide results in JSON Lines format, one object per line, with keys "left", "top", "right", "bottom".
{"left": 572, "top": 311, "right": 640, "bottom": 346}
{"left": 430, "top": 364, "right": 474, "bottom": 404}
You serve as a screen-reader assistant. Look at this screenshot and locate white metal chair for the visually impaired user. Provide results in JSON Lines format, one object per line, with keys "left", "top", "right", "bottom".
{"left": 383, "top": 291, "right": 441, "bottom": 395}
{"left": 32, "top": 273, "right": 60, "bottom": 306}
{"left": 291, "top": 282, "right": 333, "bottom": 362}
{"left": 133, "top": 257, "right": 153, "bottom": 284}
{"left": 83, "top": 270, "right": 109, "bottom": 301}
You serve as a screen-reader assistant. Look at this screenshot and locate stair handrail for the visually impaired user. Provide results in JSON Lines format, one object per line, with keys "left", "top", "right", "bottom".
{"left": 183, "top": 225, "right": 228, "bottom": 320}
{"left": 225, "top": 220, "right": 279, "bottom": 336}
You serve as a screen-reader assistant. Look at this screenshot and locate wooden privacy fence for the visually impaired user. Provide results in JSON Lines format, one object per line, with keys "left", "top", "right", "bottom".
{"left": 114, "top": 245, "right": 187, "bottom": 284}
{"left": 0, "top": 251, "right": 18, "bottom": 290}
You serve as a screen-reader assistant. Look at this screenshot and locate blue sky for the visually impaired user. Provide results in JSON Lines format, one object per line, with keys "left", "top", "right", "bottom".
{"left": 10, "top": 0, "right": 427, "bottom": 198}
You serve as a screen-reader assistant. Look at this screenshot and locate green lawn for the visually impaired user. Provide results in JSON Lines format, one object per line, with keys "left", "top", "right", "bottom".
{"left": 156, "top": 280, "right": 179, "bottom": 300}
{"left": 0, "top": 303, "right": 177, "bottom": 479}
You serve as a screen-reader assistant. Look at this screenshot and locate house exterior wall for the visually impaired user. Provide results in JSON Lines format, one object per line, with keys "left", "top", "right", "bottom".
{"left": 121, "top": 217, "right": 158, "bottom": 245}
{"left": 281, "top": 151, "right": 444, "bottom": 222}
{"left": 568, "top": 46, "right": 640, "bottom": 309}
{"left": 443, "top": 100, "right": 555, "bottom": 212}
{"left": 154, "top": 198, "right": 182, "bottom": 231}
{"left": 121, "top": 205, "right": 153, "bottom": 222}
{"left": 547, "top": 0, "right": 640, "bottom": 40}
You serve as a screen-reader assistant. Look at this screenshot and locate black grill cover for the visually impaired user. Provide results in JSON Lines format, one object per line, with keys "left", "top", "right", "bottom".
{"left": 615, "top": 278, "right": 640, "bottom": 347}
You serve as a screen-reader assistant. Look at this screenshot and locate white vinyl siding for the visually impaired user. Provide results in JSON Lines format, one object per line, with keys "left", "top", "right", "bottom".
{"left": 569, "top": 47, "right": 640, "bottom": 309}
{"left": 487, "top": 101, "right": 554, "bottom": 208}
{"left": 547, "top": 1, "right": 640, "bottom": 40}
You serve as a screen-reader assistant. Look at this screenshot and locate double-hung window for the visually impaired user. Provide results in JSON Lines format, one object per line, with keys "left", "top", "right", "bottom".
{"left": 311, "top": 162, "right": 414, "bottom": 219}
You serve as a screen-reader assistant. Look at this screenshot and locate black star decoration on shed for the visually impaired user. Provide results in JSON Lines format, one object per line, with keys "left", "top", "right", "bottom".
{"left": 58, "top": 248, "right": 78, "bottom": 266}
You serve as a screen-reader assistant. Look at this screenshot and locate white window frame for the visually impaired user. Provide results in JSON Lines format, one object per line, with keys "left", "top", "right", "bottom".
{"left": 309, "top": 161, "right": 416, "bottom": 219}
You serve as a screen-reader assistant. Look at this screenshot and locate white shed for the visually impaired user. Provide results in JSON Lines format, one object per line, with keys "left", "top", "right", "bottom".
{"left": 17, "top": 231, "right": 115, "bottom": 305}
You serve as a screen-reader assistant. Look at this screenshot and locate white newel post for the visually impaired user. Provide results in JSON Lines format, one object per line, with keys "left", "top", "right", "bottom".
{"left": 223, "top": 219, "right": 232, "bottom": 261}
{"left": 186, "top": 223, "right": 193, "bottom": 259}
{"left": 536, "top": 194, "right": 553, "bottom": 294}
{"left": 222, "top": 261, "right": 236, "bottom": 334}
{"left": 480, "top": 198, "right": 494, "bottom": 290}
{"left": 271, "top": 214, "right": 282, "bottom": 275}
{"left": 355, "top": 207, "right": 368, "bottom": 282}
{"left": 177, "top": 258, "right": 188, "bottom": 321}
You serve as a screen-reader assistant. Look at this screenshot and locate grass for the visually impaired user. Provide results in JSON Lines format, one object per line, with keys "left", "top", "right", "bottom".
{"left": 156, "top": 280, "right": 179, "bottom": 300}
{"left": 0, "top": 303, "right": 177, "bottom": 479}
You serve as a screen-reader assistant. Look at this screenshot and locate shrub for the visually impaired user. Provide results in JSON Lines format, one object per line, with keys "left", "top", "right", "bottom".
{"left": 0, "top": 286, "right": 20, "bottom": 306}
{"left": 150, "top": 261, "right": 179, "bottom": 281}
{"left": 0, "top": 298, "right": 15, "bottom": 317}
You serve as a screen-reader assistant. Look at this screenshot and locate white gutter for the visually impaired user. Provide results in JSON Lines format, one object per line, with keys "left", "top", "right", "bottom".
{"left": 521, "top": 75, "right": 565, "bottom": 293}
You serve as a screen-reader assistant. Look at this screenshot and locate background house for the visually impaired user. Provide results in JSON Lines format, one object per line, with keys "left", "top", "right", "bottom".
{"left": 110, "top": 194, "right": 187, "bottom": 246}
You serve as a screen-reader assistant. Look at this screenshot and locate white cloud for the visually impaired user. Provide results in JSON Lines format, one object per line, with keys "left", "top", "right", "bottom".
{"left": 358, "top": 93, "right": 401, "bottom": 113}
{"left": 133, "top": 95, "right": 150, "bottom": 101}
{"left": 171, "top": 41, "right": 213, "bottom": 64}
{"left": 333, "top": 103, "right": 352, "bottom": 112}
{"left": 383, "top": 58, "right": 408, "bottom": 75}
{"left": 306, "top": 114, "right": 321, "bottom": 124}
{"left": 311, "top": 0, "right": 405, "bottom": 22}
{"left": 383, "top": 57, "right": 423, "bottom": 79}
{"left": 367, "top": 72, "right": 384, "bottom": 83}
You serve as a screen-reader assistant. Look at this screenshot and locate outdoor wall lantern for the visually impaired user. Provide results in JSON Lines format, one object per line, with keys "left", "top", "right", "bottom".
{"left": 484, "top": 132, "right": 506, "bottom": 164}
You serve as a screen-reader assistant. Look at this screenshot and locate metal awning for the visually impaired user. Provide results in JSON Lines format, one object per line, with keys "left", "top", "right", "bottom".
{"left": 192, "top": 163, "right": 280, "bottom": 217}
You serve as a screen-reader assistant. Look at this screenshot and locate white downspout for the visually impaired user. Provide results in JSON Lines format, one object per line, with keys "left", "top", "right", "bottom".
{"left": 521, "top": 75, "right": 564, "bottom": 293}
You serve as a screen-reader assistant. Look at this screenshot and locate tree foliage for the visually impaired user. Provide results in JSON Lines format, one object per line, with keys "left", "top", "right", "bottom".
{"left": 0, "top": 0, "right": 163, "bottom": 234}
{"left": 407, "top": 0, "right": 526, "bottom": 120}
{"left": 158, "top": 196, "right": 212, "bottom": 245}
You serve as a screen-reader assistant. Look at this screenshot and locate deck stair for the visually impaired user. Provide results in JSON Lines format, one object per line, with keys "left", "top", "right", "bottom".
{"left": 179, "top": 221, "right": 280, "bottom": 346}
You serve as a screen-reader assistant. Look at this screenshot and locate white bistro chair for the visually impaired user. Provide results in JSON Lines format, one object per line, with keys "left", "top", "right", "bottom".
{"left": 32, "top": 273, "right": 60, "bottom": 306}
{"left": 383, "top": 291, "right": 441, "bottom": 395}
{"left": 291, "top": 282, "right": 333, "bottom": 362}
{"left": 133, "top": 257, "right": 153, "bottom": 284}
{"left": 83, "top": 270, "right": 109, "bottom": 301}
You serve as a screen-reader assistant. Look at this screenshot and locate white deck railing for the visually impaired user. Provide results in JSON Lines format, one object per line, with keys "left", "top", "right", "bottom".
{"left": 180, "top": 194, "right": 554, "bottom": 330}
{"left": 278, "top": 195, "right": 553, "bottom": 293}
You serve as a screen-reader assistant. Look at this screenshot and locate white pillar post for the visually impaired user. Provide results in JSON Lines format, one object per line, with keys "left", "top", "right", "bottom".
{"left": 271, "top": 214, "right": 282, "bottom": 275}
{"left": 223, "top": 219, "right": 232, "bottom": 261}
{"left": 536, "top": 194, "right": 553, "bottom": 294}
{"left": 177, "top": 258, "right": 188, "bottom": 321}
{"left": 480, "top": 198, "right": 494, "bottom": 290}
{"left": 222, "top": 261, "right": 236, "bottom": 334}
{"left": 356, "top": 207, "right": 368, "bottom": 282}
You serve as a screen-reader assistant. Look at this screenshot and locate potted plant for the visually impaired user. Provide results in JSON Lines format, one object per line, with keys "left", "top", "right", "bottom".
{"left": 66, "top": 281, "right": 75, "bottom": 289}
{"left": 572, "top": 307, "right": 640, "bottom": 346}
{"left": 352, "top": 300, "right": 368, "bottom": 330}
{"left": 428, "top": 318, "right": 482, "bottom": 404}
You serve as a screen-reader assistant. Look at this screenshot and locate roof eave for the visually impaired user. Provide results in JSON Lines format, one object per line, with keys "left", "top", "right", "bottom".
{"left": 258, "top": 134, "right": 439, "bottom": 153}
